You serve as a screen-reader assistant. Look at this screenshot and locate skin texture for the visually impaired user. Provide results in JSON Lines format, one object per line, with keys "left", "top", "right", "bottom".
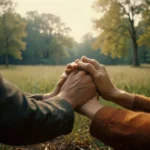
{"left": 78, "top": 56, "right": 134, "bottom": 109}
{"left": 43, "top": 63, "right": 99, "bottom": 117}
{"left": 66, "top": 56, "right": 134, "bottom": 114}
{"left": 65, "top": 60, "right": 103, "bottom": 118}
{"left": 43, "top": 57, "right": 133, "bottom": 118}
{"left": 43, "top": 62, "right": 79, "bottom": 100}
{"left": 77, "top": 93, "right": 104, "bottom": 119}
{"left": 78, "top": 56, "right": 118, "bottom": 101}
{"left": 58, "top": 70, "right": 97, "bottom": 109}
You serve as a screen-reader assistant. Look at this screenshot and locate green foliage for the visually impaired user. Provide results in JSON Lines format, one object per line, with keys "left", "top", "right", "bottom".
{"left": 93, "top": 0, "right": 150, "bottom": 66}
{"left": 0, "top": 1, "right": 73, "bottom": 66}
{"left": 138, "top": 27, "right": 150, "bottom": 47}
{"left": 0, "top": 13, "right": 27, "bottom": 58}
{"left": 23, "top": 11, "right": 73, "bottom": 65}
{"left": 60, "top": 33, "right": 136, "bottom": 65}
{"left": 0, "top": 0, "right": 27, "bottom": 66}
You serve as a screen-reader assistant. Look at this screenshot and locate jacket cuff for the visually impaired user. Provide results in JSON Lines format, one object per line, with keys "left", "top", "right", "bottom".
{"left": 29, "top": 94, "right": 43, "bottom": 100}
{"left": 90, "top": 106, "right": 119, "bottom": 139}
{"left": 44, "top": 96, "right": 74, "bottom": 135}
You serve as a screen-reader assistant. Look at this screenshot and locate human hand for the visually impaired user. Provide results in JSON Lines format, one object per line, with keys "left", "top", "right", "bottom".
{"left": 77, "top": 93, "right": 104, "bottom": 119}
{"left": 76, "top": 56, "right": 119, "bottom": 101}
{"left": 58, "top": 70, "right": 96, "bottom": 109}
{"left": 65, "top": 61, "right": 79, "bottom": 75}
{"left": 43, "top": 61, "right": 79, "bottom": 100}
{"left": 43, "top": 73, "right": 68, "bottom": 100}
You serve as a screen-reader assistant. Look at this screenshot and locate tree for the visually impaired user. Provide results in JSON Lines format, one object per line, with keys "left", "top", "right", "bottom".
{"left": 137, "top": 1, "right": 150, "bottom": 55}
{"left": 92, "top": 0, "right": 150, "bottom": 66}
{"left": 24, "top": 11, "right": 73, "bottom": 65}
{"left": 62, "top": 33, "right": 127, "bottom": 65}
{"left": 0, "top": 0, "right": 27, "bottom": 66}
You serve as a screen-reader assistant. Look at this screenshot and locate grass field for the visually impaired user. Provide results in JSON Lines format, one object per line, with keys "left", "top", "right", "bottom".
{"left": 0, "top": 65, "right": 150, "bottom": 150}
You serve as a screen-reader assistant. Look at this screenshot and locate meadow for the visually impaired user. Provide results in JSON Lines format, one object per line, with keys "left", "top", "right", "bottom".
{"left": 0, "top": 65, "right": 150, "bottom": 150}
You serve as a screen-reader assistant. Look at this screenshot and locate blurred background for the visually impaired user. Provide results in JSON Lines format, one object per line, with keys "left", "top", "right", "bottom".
{"left": 0, "top": 0, "right": 150, "bottom": 66}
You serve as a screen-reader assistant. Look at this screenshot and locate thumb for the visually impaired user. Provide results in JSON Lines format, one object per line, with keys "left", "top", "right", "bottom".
{"left": 57, "top": 73, "right": 68, "bottom": 88}
{"left": 81, "top": 56, "right": 99, "bottom": 69}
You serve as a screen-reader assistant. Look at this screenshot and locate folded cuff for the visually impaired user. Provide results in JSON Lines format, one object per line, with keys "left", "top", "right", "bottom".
{"left": 44, "top": 96, "right": 74, "bottom": 135}
{"left": 90, "top": 106, "right": 119, "bottom": 139}
{"left": 29, "top": 94, "right": 43, "bottom": 100}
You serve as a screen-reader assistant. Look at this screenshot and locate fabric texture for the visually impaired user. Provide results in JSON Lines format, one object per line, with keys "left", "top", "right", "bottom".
{"left": 0, "top": 74, "right": 74, "bottom": 146}
{"left": 90, "top": 95, "right": 150, "bottom": 150}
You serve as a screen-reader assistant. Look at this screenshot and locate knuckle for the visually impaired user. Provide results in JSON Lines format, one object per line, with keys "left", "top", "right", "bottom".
{"left": 91, "top": 59, "right": 96, "bottom": 64}
{"left": 94, "top": 72, "right": 102, "bottom": 79}
{"left": 85, "top": 63, "right": 92, "bottom": 69}
{"left": 75, "top": 59, "right": 79, "bottom": 63}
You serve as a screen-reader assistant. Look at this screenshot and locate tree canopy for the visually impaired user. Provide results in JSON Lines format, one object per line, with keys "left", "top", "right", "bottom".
{"left": 0, "top": 0, "right": 26, "bottom": 66}
{"left": 92, "top": 0, "right": 150, "bottom": 66}
{"left": 23, "top": 11, "right": 73, "bottom": 65}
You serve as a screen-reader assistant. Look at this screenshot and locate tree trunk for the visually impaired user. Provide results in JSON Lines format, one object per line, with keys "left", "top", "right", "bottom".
{"left": 132, "top": 39, "right": 140, "bottom": 67}
{"left": 4, "top": 54, "right": 9, "bottom": 67}
{"left": 128, "top": 15, "right": 140, "bottom": 67}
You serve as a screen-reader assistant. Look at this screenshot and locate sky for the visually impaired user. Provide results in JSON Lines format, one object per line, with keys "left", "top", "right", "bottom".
{"left": 14, "top": 0, "right": 100, "bottom": 42}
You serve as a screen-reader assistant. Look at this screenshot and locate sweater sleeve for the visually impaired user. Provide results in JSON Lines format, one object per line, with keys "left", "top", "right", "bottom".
{"left": 90, "top": 95, "right": 150, "bottom": 150}
{"left": 0, "top": 74, "right": 74, "bottom": 146}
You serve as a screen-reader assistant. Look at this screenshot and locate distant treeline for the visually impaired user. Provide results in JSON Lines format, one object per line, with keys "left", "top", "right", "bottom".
{"left": 0, "top": 33, "right": 150, "bottom": 65}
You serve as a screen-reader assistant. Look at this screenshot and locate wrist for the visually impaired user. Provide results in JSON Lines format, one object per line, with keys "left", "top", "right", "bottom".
{"left": 111, "top": 89, "right": 135, "bottom": 109}
{"left": 111, "top": 88, "right": 122, "bottom": 101}
{"left": 84, "top": 101, "right": 104, "bottom": 120}
{"left": 112, "top": 89, "right": 130, "bottom": 100}
{"left": 57, "top": 93, "right": 76, "bottom": 109}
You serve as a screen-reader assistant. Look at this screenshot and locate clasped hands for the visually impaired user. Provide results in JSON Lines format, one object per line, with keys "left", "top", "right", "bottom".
{"left": 43, "top": 56, "right": 120, "bottom": 119}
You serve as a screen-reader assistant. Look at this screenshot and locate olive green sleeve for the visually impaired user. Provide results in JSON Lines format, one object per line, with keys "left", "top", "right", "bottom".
{"left": 0, "top": 74, "right": 74, "bottom": 146}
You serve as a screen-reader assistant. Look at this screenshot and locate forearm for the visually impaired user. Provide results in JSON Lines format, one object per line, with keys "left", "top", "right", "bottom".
{"left": 79, "top": 100, "right": 104, "bottom": 120}
{"left": 111, "top": 89, "right": 150, "bottom": 112}
{"left": 0, "top": 75, "right": 74, "bottom": 146}
{"left": 110, "top": 89, "right": 135, "bottom": 110}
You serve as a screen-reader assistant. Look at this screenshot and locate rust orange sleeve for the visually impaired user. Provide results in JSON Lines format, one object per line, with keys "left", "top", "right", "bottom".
{"left": 90, "top": 105, "right": 150, "bottom": 150}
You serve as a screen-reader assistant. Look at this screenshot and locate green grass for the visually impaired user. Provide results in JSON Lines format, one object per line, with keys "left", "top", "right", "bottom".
{"left": 0, "top": 65, "right": 150, "bottom": 150}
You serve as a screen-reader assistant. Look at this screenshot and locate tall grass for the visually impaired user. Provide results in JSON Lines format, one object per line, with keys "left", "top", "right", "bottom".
{"left": 0, "top": 65, "right": 150, "bottom": 150}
